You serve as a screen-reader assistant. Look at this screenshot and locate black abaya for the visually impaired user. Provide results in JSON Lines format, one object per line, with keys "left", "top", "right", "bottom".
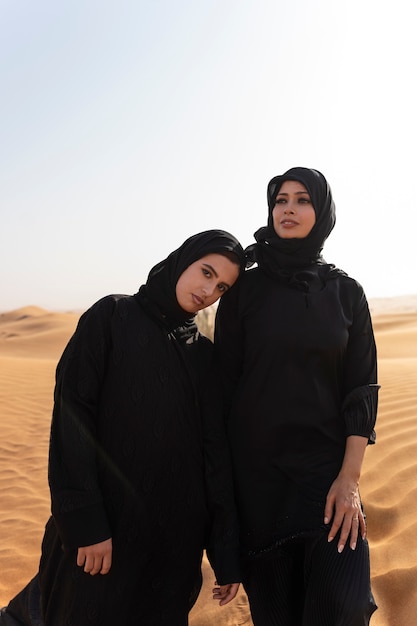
{"left": 7, "top": 294, "right": 239, "bottom": 626}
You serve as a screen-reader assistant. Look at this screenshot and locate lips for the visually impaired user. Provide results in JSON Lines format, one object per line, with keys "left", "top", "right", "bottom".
{"left": 280, "top": 219, "right": 299, "bottom": 227}
{"left": 192, "top": 294, "right": 204, "bottom": 306}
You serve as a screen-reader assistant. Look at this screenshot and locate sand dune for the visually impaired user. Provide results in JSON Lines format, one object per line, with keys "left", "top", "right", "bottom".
{"left": 1, "top": 297, "right": 416, "bottom": 625}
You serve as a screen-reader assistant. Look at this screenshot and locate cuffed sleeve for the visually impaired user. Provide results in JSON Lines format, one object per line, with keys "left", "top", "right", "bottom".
{"left": 342, "top": 383, "right": 380, "bottom": 444}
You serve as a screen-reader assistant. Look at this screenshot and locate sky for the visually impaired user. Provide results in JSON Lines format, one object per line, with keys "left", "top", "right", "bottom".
{"left": 1, "top": 0, "right": 416, "bottom": 312}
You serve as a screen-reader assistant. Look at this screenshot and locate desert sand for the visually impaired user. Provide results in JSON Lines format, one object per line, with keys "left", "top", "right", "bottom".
{"left": 1, "top": 297, "right": 416, "bottom": 625}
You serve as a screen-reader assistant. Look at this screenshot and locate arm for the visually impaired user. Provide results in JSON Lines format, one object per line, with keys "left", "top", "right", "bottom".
{"left": 201, "top": 365, "right": 241, "bottom": 591}
{"left": 325, "top": 284, "right": 379, "bottom": 552}
{"left": 49, "top": 297, "right": 116, "bottom": 560}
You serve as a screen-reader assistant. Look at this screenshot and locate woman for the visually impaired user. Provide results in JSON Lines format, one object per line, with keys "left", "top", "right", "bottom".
{"left": 2, "top": 230, "right": 245, "bottom": 626}
{"left": 215, "top": 168, "right": 379, "bottom": 625}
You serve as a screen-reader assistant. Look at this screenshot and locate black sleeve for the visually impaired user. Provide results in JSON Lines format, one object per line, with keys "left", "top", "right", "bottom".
{"left": 200, "top": 351, "right": 241, "bottom": 585}
{"left": 342, "top": 283, "right": 380, "bottom": 443}
{"left": 48, "top": 297, "right": 116, "bottom": 549}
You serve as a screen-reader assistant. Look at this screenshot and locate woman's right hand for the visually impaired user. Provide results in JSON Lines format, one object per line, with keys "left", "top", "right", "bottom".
{"left": 212, "top": 582, "right": 240, "bottom": 605}
{"left": 77, "top": 538, "right": 113, "bottom": 575}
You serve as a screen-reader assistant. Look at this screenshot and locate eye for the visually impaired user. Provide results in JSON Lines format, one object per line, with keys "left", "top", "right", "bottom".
{"left": 298, "top": 196, "right": 311, "bottom": 204}
{"left": 275, "top": 197, "right": 286, "bottom": 204}
{"left": 202, "top": 268, "right": 211, "bottom": 277}
{"left": 217, "top": 283, "right": 227, "bottom": 293}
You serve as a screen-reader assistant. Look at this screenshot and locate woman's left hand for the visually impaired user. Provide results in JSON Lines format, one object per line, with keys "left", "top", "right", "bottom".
{"left": 212, "top": 582, "right": 240, "bottom": 605}
{"left": 324, "top": 474, "right": 366, "bottom": 553}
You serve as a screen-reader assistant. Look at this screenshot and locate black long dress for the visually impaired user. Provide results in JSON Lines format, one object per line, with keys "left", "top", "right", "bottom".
{"left": 214, "top": 267, "right": 378, "bottom": 553}
{"left": 7, "top": 293, "right": 240, "bottom": 626}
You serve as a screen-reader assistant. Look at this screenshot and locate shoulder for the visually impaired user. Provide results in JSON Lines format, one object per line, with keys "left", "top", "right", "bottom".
{"left": 74, "top": 295, "right": 142, "bottom": 337}
{"left": 216, "top": 266, "right": 269, "bottom": 321}
{"left": 333, "top": 273, "right": 368, "bottom": 302}
{"left": 240, "top": 265, "right": 264, "bottom": 285}
{"left": 329, "top": 273, "right": 372, "bottom": 322}
{"left": 82, "top": 294, "right": 137, "bottom": 319}
{"left": 227, "top": 266, "right": 267, "bottom": 299}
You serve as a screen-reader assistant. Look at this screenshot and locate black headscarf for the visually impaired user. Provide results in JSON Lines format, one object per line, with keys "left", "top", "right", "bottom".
{"left": 135, "top": 229, "right": 246, "bottom": 336}
{"left": 247, "top": 167, "right": 344, "bottom": 289}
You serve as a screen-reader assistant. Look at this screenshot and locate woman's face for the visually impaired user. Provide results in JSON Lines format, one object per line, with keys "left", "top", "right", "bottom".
{"left": 272, "top": 180, "right": 316, "bottom": 239}
{"left": 175, "top": 253, "right": 240, "bottom": 313}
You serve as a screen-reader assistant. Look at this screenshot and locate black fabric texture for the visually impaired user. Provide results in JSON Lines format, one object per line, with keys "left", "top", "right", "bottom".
{"left": 242, "top": 532, "right": 377, "bottom": 625}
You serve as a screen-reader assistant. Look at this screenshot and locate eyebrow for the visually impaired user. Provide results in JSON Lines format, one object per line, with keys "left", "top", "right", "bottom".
{"left": 276, "top": 190, "right": 310, "bottom": 196}
{"left": 202, "top": 263, "right": 232, "bottom": 289}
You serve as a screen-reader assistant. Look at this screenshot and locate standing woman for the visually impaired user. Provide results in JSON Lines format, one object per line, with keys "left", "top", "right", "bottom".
{"left": 2, "top": 230, "right": 245, "bottom": 626}
{"left": 215, "top": 168, "right": 379, "bottom": 625}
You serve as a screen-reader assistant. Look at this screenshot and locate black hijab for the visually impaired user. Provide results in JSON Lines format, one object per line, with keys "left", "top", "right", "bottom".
{"left": 135, "top": 229, "right": 246, "bottom": 336}
{"left": 248, "top": 167, "right": 344, "bottom": 288}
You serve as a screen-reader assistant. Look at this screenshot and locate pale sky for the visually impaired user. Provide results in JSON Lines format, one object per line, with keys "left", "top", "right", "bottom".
{"left": 1, "top": 0, "right": 416, "bottom": 312}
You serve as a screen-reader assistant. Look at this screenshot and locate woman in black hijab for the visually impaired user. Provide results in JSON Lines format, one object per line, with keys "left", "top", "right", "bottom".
{"left": 215, "top": 168, "right": 379, "bottom": 625}
{"left": 1, "top": 230, "right": 245, "bottom": 626}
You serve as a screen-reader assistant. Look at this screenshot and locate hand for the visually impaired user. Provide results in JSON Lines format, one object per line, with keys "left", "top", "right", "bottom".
{"left": 77, "top": 538, "right": 113, "bottom": 575}
{"left": 212, "top": 582, "right": 240, "bottom": 606}
{"left": 324, "top": 474, "right": 366, "bottom": 553}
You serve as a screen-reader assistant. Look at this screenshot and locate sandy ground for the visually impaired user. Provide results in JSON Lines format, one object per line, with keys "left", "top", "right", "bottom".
{"left": 0, "top": 296, "right": 416, "bottom": 625}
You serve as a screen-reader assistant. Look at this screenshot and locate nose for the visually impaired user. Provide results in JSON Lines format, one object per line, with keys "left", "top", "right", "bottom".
{"left": 284, "top": 202, "right": 295, "bottom": 214}
{"left": 202, "top": 284, "right": 216, "bottom": 297}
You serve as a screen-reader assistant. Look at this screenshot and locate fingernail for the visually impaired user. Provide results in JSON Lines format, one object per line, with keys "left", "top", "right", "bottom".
{"left": 328, "top": 536, "right": 333, "bottom": 543}
{"left": 338, "top": 544, "right": 344, "bottom": 553}
{"left": 324, "top": 517, "right": 329, "bottom": 524}
{"left": 351, "top": 543, "right": 356, "bottom": 550}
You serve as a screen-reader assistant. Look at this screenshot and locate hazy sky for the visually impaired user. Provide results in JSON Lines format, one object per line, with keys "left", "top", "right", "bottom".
{"left": 1, "top": 0, "right": 416, "bottom": 312}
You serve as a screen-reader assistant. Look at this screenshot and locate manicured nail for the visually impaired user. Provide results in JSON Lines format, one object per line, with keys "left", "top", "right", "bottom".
{"left": 328, "top": 536, "right": 333, "bottom": 542}
{"left": 324, "top": 517, "right": 329, "bottom": 524}
{"left": 351, "top": 543, "right": 356, "bottom": 550}
{"left": 338, "top": 544, "right": 344, "bottom": 553}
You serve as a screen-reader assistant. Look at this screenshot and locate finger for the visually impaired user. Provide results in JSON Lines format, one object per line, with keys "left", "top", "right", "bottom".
{"left": 337, "top": 519, "right": 351, "bottom": 553}
{"left": 219, "top": 587, "right": 233, "bottom": 606}
{"left": 89, "top": 556, "right": 103, "bottom": 576}
{"left": 327, "top": 511, "right": 344, "bottom": 543}
{"left": 213, "top": 586, "right": 230, "bottom": 603}
{"left": 220, "top": 583, "right": 240, "bottom": 605}
{"left": 219, "top": 595, "right": 233, "bottom": 605}
{"left": 349, "top": 516, "right": 360, "bottom": 550}
{"left": 83, "top": 552, "right": 103, "bottom": 576}
{"left": 100, "top": 551, "right": 112, "bottom": 575}
{"left": 359, "top": 511, "right": 367, "bottom": 539}
{"left": 338, "top": 515, "right": 358, "bottom": 553}
{"left": 323, "top": 498, "right": 334, "bottom": 526}
{"left": 76, "top": 549, "right": 86, "bottom": 567}
{"left": 83, "top": 553, "right": 94, "bottom": 573}
{"left": 213, "top": 585, "right": 227, "bottom": 599}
